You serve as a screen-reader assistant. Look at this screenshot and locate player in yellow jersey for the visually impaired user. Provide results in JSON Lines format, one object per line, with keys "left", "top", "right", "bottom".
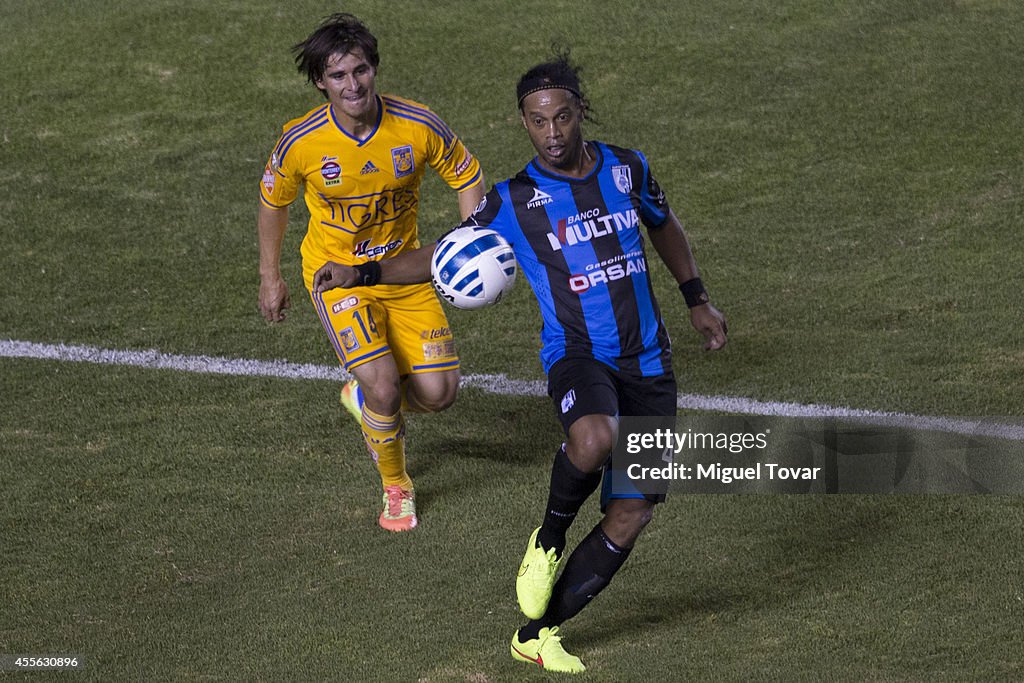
{"left": 257, "top": 13, "right": 485, "bottom": 532}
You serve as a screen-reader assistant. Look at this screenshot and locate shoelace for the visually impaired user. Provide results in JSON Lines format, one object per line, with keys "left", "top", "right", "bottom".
{"left": 384, "top": 486, "right": 412, "bottom": 517}
{"left": 541, "top": 627, "right": 562, "bottom": 648}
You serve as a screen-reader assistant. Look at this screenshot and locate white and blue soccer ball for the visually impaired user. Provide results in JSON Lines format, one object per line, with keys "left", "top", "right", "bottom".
{"left": 431, "top": 227, "right": 516, "bottom": 310}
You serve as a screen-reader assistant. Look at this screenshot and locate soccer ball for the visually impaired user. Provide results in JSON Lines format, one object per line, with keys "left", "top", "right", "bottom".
{"left": 431, "top": 227, "right": 516, "bottom": 309}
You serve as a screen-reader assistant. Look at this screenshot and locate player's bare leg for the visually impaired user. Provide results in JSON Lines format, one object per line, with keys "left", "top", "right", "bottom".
{"left": 401, "top": 368, "right": 459, "bottom": 413}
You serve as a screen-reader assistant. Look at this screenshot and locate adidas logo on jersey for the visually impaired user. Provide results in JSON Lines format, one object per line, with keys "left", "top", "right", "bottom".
{"left": 360, "top": 160, "right": 380, "bottom": 175}
{"left": 527, "top": 187, "right": 553, "bottom": 209}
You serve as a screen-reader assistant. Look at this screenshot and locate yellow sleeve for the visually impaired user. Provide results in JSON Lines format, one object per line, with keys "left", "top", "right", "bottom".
{"left": 424, "top": 115, "right": 482, "bottom": 193}
{"left": 258, "top": 108, "right": 325, "bottom": 209}
{"left": 259, "top": 130, "right": 304, "bottom": 209}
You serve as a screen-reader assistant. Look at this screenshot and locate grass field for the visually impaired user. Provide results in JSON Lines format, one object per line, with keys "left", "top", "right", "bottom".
{"left": 2, "top": 0, "right": 1023, "bottom": 680}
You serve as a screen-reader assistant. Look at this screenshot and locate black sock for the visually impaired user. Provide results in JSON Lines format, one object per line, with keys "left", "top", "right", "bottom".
{"left": 519, "top": 523, "right": 632, "bottom": 640}
{"left": 536, "top": 445, "right": 603, "bottom": 557}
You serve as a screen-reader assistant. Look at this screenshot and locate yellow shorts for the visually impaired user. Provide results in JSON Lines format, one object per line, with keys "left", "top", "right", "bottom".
{"left": 309, "top": 282, "right": 459, "bottom": 375}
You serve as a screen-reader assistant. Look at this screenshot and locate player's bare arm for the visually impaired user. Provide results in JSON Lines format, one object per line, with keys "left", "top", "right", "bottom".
{"left": 647, "top": 210, "right": 728, "bottom": 351}
{"left": 312, "top": 246, "right": 433, "bottom": 293}
{"left": 258, "top": 203, "right": 291, "bottom": 322}
{"left": 458, "top": 177, "right": 486, "bottom": 220}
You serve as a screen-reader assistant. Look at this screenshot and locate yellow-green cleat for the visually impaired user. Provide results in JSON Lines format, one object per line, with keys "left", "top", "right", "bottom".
{"left": 511, "top": 626, "right": 585, "bottom": 673}
{"left": 516, "top": 527, "right": 561, "bottom": 619}
{"left": 340, "top": 379, "right": 363, "bottom": 422}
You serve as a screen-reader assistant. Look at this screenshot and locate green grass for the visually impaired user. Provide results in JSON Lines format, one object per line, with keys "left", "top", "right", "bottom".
{"left": 4, "top": 360, "right": 1023, "bottom": 681}
{"left": 2, "top": 0, "right": 1023, "bottom": 680}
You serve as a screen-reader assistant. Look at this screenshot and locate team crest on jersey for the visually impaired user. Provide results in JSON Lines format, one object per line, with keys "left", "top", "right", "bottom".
{"left": 612, "top": 165, "right": 632, "bottom": 194}
{"left": 391, "top": 145, "right": 415, "bottom": 178}
{"left": 339, "top": 327, "right": 360, "bottom": 353}
{"left": 527, "top": 187, "right": 553, "bottom": 209}
{"left": 321, "top": 161, "right": 342, "bottom": 187}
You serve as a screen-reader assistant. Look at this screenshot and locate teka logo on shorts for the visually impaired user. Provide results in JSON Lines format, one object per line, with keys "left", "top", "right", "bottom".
{"left": 420, "top": 326, "right": 451, "bottom": 340}
{"left": 331, "top": 296, "right": 359, "bottom": 314}
{"left": 561, "top": 389, "right": 576, "bottom": 414}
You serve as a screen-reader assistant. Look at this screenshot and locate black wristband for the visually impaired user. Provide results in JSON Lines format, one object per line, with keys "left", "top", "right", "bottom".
{"left": 353, "top": 261, "right": 382, "bottom": 287}
{"left": 679, "top": 277, "right": 709, "bottom": 308}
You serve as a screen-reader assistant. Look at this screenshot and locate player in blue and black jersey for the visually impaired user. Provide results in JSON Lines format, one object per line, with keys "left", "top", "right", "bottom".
{"left": 312, "top": 52, "right": 728, "bottom": 673}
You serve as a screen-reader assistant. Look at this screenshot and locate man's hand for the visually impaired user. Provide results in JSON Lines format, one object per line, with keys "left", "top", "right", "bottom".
{"left": 690, "top": 304, "right": 728, "bottom": 351}
{"left": 313, "top": 261, "right": 359, "bottom": 293}
{"left": 259, "top": 274, "right": 291, "bottom": 322}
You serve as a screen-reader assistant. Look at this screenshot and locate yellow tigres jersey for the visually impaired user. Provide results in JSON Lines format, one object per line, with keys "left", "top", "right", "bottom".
{"left": 259, "top": 95, "right": 482, "bottom": 285}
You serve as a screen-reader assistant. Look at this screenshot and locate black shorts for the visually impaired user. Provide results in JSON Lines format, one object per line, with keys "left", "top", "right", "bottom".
{"left": 547, "top": 356, "right": 677, "bottom": 433}
{"left": 547, "top": 356, "right": 678, "bottom": 508}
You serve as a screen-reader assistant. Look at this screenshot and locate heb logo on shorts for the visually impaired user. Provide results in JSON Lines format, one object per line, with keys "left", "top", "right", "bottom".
{"left": 331, "top": 296, "right": 359, "bottom": 314}
{"left": 561, "top": 389, "right": 576, "bottom": 414}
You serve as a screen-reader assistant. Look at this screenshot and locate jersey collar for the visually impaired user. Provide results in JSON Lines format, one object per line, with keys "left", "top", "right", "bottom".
{"left": 528, "top": 141, "right": 603, "bottom": 183}
{"left": 329, "top": 96, "right": 383, "bottom": 147}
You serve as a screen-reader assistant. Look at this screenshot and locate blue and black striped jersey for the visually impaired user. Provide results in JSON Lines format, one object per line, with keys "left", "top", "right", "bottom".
{"left": 462, "top": 141, "right": 674, "bottom": 377}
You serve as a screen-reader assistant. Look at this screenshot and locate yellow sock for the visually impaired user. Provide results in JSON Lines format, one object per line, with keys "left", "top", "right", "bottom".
{"left": 360, "top": 405, "right": 413, "bottom": 490}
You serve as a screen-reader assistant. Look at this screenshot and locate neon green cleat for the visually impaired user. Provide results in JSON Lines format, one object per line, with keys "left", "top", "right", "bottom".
{"left": 379, "top": 485, "right": 417, "bottom": 532}
{"left": 516, "top": 527, "right": 561, "bottom": 619}
{"left": 340, "top": 379, "right": 363, "bottom": 422}
{"left": 511, "top": 626, "right": 585, "bottom": 673}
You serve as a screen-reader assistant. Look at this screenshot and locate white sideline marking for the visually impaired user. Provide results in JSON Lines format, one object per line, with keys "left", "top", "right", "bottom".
{"left": 3, "top": 339, "right": 1022, "bottom": 441}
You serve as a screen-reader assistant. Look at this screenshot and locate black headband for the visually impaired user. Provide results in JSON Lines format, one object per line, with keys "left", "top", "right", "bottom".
{"left": 516, "top": 75, "right": 582, "bottom": 107}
